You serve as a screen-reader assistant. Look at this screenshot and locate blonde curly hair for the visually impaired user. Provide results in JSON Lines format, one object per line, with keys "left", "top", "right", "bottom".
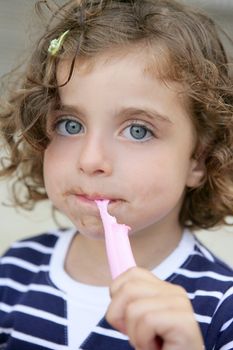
{"left": 1, "top": 0, "right": 233, "bottom": 230}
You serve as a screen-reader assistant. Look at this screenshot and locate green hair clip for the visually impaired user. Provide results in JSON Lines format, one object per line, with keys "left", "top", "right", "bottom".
{"left": 48, "top": 30, "right": 70, "bottom": 56}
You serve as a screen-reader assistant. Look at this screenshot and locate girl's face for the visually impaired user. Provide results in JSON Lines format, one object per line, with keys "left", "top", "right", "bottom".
{"left": 44, "top": 51, "right": 204, "bottom": 239}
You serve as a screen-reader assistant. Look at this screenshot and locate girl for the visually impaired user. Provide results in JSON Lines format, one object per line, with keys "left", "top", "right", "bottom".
{"left": 0, "top": 1, "right": 233, "bottom": 349}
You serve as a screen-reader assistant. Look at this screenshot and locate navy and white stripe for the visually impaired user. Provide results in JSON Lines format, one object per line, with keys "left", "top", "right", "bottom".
{"left": 0, "top": 229, "right": 233, "bottom": 350}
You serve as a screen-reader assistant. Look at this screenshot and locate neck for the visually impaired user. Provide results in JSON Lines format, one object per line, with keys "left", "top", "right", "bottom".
{"left": 65, "top": 234, "right": 111, "bottom": 285}
{"left": 130, "top": 223, "right": 183, "bottom": 270}
{"left": 65, "top": 222, "right": 183, "bottom": 286}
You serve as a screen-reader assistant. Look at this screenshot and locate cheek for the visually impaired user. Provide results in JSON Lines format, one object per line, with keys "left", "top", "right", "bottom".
{"left": 43, "top": 137, "right": 77, "bottom": 176}
{"left": 126, "top": 148, "right": 190, "bottom": 204}
{"left": 43, "top": 145, "right": 57, "bottom": 181}
{"left": 43, "top": 155, "right": 57, "bottom": 204}
{"left": 43, "top": 144, "right": 68, "bottom": 200}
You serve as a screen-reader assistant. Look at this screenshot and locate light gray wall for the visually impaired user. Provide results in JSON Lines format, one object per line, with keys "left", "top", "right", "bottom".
{"left": 0, "top": 1, "right": 233, "bottom": 265}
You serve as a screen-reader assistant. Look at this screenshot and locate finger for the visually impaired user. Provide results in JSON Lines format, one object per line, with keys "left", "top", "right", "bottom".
{"left": 125, "top": 295, "right": 200, "bottom": 350}
{"left": 110, "top": 267, "right": 185, "bottom": 299}
{"left": 108, "top": 275, "right": 189, "bottom": 332}
{"left": 129, "top": 309, "right": 164, "bottom": 350}
{"left": 132, "top": 309, "right": 203, "bottom": 350}
{"left": 109, "top": 267, "right": 162, "bottom": 295}
{"left": 107, "top": 280, "right": 167, "bottom": 331}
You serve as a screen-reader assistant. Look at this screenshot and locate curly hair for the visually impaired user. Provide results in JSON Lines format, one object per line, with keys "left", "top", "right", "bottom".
{"left": 1, "top": 0, "right": 233, "bottom": 229}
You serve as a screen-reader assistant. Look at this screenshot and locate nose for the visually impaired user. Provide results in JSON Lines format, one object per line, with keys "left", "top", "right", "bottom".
{"left": 78, "top": 135, "right": 113, "bottom": 176}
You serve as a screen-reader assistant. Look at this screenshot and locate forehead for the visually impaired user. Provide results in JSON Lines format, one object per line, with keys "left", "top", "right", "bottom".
{"left": 57, "top": 43, "right": 174, "bottom": 82}
{"left": 56, "top": 45, "right": 190, "bottom": 115}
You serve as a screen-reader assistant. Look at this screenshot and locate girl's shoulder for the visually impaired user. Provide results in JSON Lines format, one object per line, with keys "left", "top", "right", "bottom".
{"left": 0, "top": 229, "right": 71, "bottom": 349}
{"left": 175, "top": 234, "right": 233, "bottom": 291}
{"left": 191, "top": 236, "right": 233, "bottom": 277}
{"left": 0, "top": 228, "right": 73, "bottom": 281}
{"left": 1, "top": 229, "right": 64, "bottom": 259}
{"left": 168, "top": 231, "right": 233, "bottom": 305}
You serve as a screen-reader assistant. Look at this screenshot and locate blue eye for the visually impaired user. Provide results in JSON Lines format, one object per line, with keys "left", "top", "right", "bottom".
{"left": 123, "top": 124, "right": 154, "bottom": 141}
{"left": 56, "top": 119, "right": 84, "bottom": 136}
{"left": 130, "top": 125, "right": 148, "bottom": 139}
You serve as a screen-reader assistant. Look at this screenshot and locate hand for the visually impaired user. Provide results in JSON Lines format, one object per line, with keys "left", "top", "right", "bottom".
{"left": 106, "top": 267, "right": 204, "bottom": 350}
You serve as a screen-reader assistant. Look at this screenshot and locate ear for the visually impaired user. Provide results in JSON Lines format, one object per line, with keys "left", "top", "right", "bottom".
{"left": 186, "top": 157, "right": 206, "bottom": 188}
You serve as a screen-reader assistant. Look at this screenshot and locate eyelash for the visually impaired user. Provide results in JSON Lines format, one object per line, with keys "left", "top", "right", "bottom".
{"left": 48, "top": 115, "right": 82, "bottom": 134}
{"left": 55, "top": 117, "right": 84, "bottom": 136}
{"left": 122, "top": 120, "right": 156, "bottom": 142}
{"left": 49, "top": 115, "right": 156, "bottom": 141}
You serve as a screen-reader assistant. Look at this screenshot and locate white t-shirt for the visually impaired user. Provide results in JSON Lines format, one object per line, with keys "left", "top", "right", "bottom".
{"left": 50, "top": 229, "right": 195, "bottom": 348}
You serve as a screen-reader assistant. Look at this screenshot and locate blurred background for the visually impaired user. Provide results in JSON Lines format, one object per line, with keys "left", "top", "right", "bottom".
{"left": 0, "top": 0, "right": 233, "bottom": 264}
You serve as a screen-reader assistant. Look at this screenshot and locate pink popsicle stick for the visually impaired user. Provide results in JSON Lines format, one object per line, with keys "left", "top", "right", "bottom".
{"left": 95, "top": 199, "right": 163, "bottom": 349}
{"left": 95, "top": 199, "right": 136, "bottom": 279}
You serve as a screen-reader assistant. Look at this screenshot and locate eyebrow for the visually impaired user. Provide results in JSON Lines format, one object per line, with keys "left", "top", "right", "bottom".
{"left": 57, "top": 104, "right": 172, "bottom": 124}
{"left": 56, "top": 104, "right": 85, "bottom": 117}
{"left": 117, "top": 107, "right": 173, "bottom": 124}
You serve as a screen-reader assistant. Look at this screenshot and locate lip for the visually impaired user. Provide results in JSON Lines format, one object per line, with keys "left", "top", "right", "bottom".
{"left": 80, "top": 194, "right": 112, "bottom": 201}
{"left": 73, "top": 193, "right": 121, "bottom": 205}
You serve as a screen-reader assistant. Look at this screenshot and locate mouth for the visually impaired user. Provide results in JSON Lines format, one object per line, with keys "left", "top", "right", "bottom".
{"left": 73, "top": 192, "right": 122, "bottom": 206}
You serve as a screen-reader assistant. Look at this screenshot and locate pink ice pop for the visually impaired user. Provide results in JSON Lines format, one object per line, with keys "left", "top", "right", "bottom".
{"left": 95, "top": 200, "right": 163, "bottom": 350}
{"left": 95, "top": 199, "right": 136, "bottom": 279}
{"left": 96, "top": 200, "right": 163, "bottom": 349}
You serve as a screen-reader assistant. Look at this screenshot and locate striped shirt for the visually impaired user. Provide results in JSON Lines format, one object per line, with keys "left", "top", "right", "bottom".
{"left": 0, "top": 229, "right": 233, "bottom": 350}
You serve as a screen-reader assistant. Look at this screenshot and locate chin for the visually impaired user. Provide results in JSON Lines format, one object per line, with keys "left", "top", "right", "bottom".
{"left": 74, "top": 222, "right": 105, "bottom": 240}
{"left": 82, "top": 231, "right": 105, "bottom": 241}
